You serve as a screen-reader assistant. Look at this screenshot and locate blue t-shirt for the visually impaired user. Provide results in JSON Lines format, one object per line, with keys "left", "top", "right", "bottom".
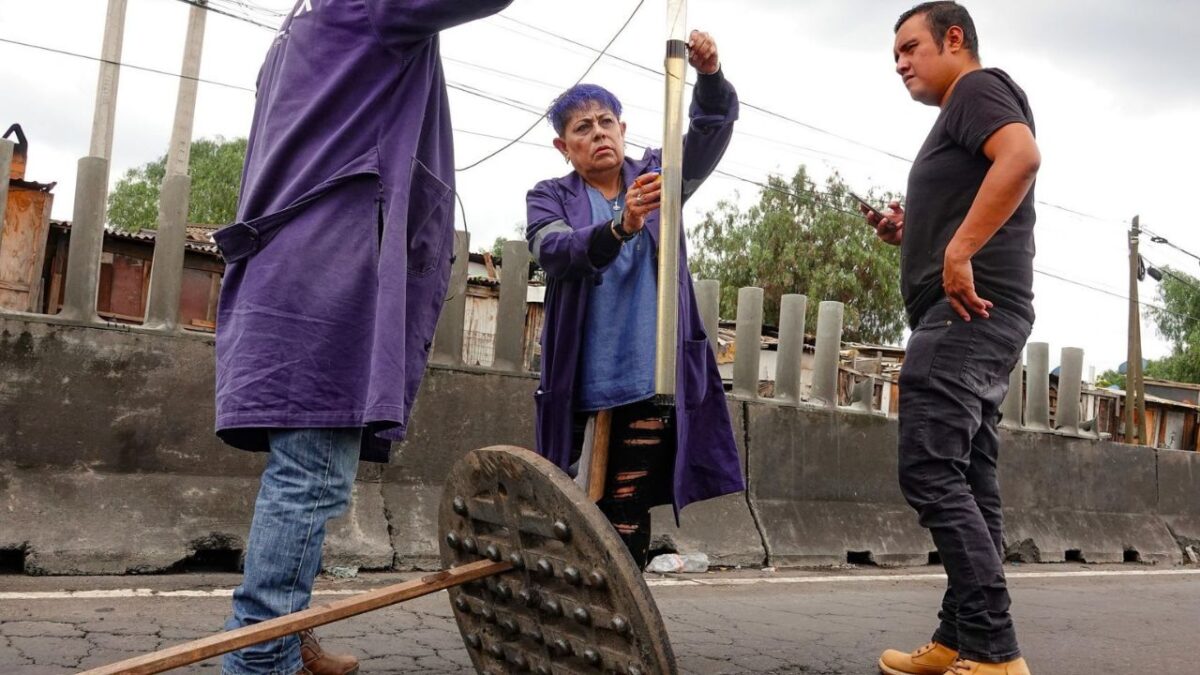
{"left": 577, "top": 185, "right": 658, "bottom": 411}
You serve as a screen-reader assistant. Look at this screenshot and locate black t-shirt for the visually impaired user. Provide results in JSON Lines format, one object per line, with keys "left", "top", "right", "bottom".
{"left": 902, "top": 67, "right": 1037, "bottom": 328}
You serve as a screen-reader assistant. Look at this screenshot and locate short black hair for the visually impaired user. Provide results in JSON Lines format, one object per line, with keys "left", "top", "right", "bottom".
{"left": 895, "top": 1, "right": 979, "bottom": 58}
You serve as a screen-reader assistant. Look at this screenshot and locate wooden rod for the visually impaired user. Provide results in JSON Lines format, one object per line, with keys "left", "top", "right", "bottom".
{"left": 79, "top": 559, "right": 509, "bottom": 675}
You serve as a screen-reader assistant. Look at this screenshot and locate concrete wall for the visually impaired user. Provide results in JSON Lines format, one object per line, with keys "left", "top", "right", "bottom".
{"left": 0, "top": 315, "right": 1194, "bottom": 574}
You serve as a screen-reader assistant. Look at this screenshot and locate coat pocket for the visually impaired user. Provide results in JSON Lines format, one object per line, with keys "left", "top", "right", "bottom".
{"left": 682, "top": 338, "right": 711, "bottom": 411}
{"left": 406, "top": 158, "right": 454, "bottom": 277}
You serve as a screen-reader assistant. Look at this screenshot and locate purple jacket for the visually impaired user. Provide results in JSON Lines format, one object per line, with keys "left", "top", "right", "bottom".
{"left": 525, "top": 71, "right": 745, "bottom": 513}
{"left": 213, "top": 0, "right": 512, "bottom": 462}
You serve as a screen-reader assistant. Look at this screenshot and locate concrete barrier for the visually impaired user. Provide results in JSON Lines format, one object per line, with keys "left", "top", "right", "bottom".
{"left": 1158, "top": 449, "right": 1200, "bottom": 556}
{"left": 2, "top": 314, "right": 1196, "bottom": 575}
{"left": 651, "top": 401, "right": 766, "bottom": 568}
{"left": 746, "top": 404, "right": 933, "bottom": 567}
{"left": 999, "top": 431, "right": 1180, "bottom": 564}
{"left": 383, "top": 365, "right": 538, "bottom": 570}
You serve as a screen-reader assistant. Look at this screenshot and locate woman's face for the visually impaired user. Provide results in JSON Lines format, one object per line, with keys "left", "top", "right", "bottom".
{"left": 554, "top": 100, "right": 626, "bottom": 176}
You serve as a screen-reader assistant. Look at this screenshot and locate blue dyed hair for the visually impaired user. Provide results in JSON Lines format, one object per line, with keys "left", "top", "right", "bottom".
{"left": 547, "top": 84, "right": 623, "bottom": 137}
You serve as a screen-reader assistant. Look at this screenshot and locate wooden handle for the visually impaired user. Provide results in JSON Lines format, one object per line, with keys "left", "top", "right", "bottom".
{"left": 79, "top": 559, "right": 509, "bottom": 675}
{"left": 587, "top": 409, "right": 613, "bottom": 502}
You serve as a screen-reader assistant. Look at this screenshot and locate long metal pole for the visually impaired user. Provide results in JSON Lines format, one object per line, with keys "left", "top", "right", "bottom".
{"left": 655, "top": 0, "right": 687, "bottom": 400}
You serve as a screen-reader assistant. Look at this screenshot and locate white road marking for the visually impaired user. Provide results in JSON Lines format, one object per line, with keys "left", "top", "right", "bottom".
{"left": 1, "top": 568, "right": 1197, "bottom": 600}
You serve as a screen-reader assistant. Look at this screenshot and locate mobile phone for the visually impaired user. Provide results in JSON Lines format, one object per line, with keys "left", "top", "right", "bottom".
{"left": 849, "top": 192, "right": 886, "bottom": 219}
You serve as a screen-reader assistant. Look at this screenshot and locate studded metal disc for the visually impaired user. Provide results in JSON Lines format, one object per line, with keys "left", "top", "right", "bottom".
{"left": 439, "top": 446, "right": 676, "bottom": 675}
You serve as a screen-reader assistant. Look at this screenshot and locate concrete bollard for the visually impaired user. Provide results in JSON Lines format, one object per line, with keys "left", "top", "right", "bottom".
{"left": 774, "top": 294, "right": 807, "bottom": 405}
{"left": 999, "top": 353, "right": 1025, "bottom": 430}
{"left": 59, "top": 156, "right": 108, "bottom": 324}
{"left": 810, "top": 301, "right": 844, "bottom": 408}
{"left": 0, "top": 139, "right": 12, "bottom": 249}
{"left": 695, "top": 279, "right": 720, "bottom": 356}
{"left": 142, "top": 173, "right": 191, "bottom": 331}
{"left": 848, "top": 375, "right": 877, "bottom": 413}
{"left": 492, "top": 240, "right": 531, "bottom": 372}
{"left": 1024, "top": 342, "right": 1051, "bottom": 431}
{"left": 1056, "top": 347, "right": 1085, "bottom": 436}
{"left": 732, "top": 286, "right": 764, "bottom": 399}
{"left": 432, "top": 231, "right": 470, "bottom": 366}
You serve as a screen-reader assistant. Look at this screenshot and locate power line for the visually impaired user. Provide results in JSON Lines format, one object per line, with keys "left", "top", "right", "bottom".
{"left": 455, "top": 0, "right": 646, "bottom": 171}
{"left": 1140, "top": 226, "right": 1200, "bottom": 266}
{"left": 0, "top": 36, "right": 257, "bottom": 92}
{"left": 1141, "top": 256, "right": 1200, "bottom": 296}
{"left": 168, "top": 0, "right": 279, "bottom": 30}
{"left": 1033, "top": 268, "right": 1200, "bottom": 326}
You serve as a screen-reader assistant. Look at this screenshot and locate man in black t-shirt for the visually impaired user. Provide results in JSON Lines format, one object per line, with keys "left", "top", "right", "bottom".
{"left": 866, "top": 4, "right": 1040, "bottom": 675}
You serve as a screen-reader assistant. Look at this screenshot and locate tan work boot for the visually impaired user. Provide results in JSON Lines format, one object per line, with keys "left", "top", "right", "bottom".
{"left": 945, "top": 657, "right": 1031, "bottom": 674}
{"left": 298, "top": 629, "right": 359, "bottom": 675}
{"left": 879, "top": 641, "right": 959, "bottom": 675}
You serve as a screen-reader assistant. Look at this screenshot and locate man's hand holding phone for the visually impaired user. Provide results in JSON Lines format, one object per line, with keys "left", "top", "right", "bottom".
{"left": 852, "top": 193, "right": 905, "bottom": 246}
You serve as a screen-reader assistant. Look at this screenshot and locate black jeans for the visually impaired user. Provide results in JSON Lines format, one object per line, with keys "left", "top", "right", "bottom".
{"left": 897, "top": 300, "right": 1031, "bottom": 663}
{"left": 572, "top": 399, "right": 674, "bottom": 569}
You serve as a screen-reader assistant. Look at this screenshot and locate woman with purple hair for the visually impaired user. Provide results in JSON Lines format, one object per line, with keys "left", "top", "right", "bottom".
{"left": 525, "top": 31, "right": 744, "bottom": 568}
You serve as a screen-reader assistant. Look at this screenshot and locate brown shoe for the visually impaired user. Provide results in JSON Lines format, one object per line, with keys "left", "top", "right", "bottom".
{"left": 879, "top": 641, "right": 959, "bottom": 675}
{"left": 945, "top": 657, "right": 1031, "bottom": 675}
{"left": 298, "top": 629, "right": 359, "bottom": 675}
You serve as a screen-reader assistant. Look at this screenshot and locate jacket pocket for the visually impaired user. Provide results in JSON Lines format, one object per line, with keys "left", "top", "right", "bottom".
{"left": 406, "top": 158, "right": 454, "bottom": 277}
{"left": 682, "top": 338, "right": 711, "bottom": 411}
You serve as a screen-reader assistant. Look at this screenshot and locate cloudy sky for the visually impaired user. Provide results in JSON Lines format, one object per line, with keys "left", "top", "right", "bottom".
{"left": 3, "top": 0, "right": 1199, "bottom": 375}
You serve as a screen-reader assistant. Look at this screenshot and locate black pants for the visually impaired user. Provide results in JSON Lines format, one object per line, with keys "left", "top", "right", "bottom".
{"left": 573, "top": 398, "right": 674, "bottom": 569}
{"left": 897, "top": 300, "right": 1031, "bottom": 663}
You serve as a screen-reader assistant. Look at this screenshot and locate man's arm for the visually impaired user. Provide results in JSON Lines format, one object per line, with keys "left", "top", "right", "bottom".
{"left": 943, "top": 121, "right": 1041, "bottom": 320}
{"left": 366, "top": 0, "right": 513, "bottom": 51}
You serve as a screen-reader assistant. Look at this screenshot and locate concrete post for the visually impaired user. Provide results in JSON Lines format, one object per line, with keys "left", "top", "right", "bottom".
{"left": 142, "top": 175, "right": 190, "bottom": 330}
{"left": 90, "top": 0, "right": 129, "bottom": 167}
{"left": 0, "top": 140, "right": 12, "bottom": 251}
{"left": 695, "top": 279, "right": 720, "bottom": 356}
{"left": 810, "top": 301, "right": 844, "bottom": 408}
{"left": 432, "top": 230, "right": 470, "bottom": 366}
{"left": 58, "top": 157, "right": 108, "bottom": 323}
{"left": 732, "top": 286, "right": 763, "bottom": 399}
{"left": 144, "top": 0, "right": 207, "bottom": 331}
{"left": 999, "top": 353, "right": 1024, "bottom": 430}
{"left": 775, "top": 294, "right": 807, "bottom": 404}
{"left": 848, "top": 375, "right": 877, "bottom": 413}
{"left": 1025, "top": 342, "right": 1051, "bottom": 431}
{"left": 1056, "top": 347, "right": 1085, "bottom": 435}
{"left": 492, "top": 240, "right": 530, "bottom": 372}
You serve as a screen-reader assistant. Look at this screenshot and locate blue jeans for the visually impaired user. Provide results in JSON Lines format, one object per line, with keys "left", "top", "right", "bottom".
{"left": 898, "top": 300, "right": 1031, "bottom": 663}
{"left": 222, "top": 428, "right": 362, "bottom": 675}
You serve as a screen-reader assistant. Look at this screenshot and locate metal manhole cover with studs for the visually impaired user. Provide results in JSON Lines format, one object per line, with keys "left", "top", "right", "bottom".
{"left": 439, "top": 446, "right": 676, "bottom": 675}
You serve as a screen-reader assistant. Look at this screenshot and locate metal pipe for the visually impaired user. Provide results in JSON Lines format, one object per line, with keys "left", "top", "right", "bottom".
{"left": 654, "top": 0, "right": 688, "bottom": 400}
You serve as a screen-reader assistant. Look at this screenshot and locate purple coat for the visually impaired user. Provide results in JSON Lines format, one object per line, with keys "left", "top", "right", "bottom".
{"left": 525, "top": 72, "right": 745, "bottom": 514}
{"left": 213, "top": 0, "right": 512, "bottom": 462}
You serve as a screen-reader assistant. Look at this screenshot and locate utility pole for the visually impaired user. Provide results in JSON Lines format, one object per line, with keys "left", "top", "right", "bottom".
{"left": 144, "top": 0, "right": 208, "bottom": 330}
{"left": 1125, "top": 215, "right": 1148, "bottom": 445}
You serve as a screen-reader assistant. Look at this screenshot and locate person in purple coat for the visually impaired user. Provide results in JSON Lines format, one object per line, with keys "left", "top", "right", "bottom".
{"left": 525, "top": 31, "right": 745, "bottom": 570}
{"left": 211, "top": 1, "right": 511, "bottom": 673}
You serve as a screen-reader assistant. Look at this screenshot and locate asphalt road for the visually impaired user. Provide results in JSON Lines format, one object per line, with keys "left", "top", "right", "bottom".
{"left": 1, "top": 564, "right": 1196, "bottom": 674}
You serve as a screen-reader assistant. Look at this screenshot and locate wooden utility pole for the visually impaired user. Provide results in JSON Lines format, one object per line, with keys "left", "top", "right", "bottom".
{"left": 1125, "top": 215, "right": 1148, "bottom": 444}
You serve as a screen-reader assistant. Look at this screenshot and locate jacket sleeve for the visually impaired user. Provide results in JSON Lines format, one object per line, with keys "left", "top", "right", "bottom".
{"left": 526, "top": 181, "right": 623, "bottom": 281}
{"left": 365, "top": 0, "right": 513, "bottom": 51}
{"left": 681, "top": 68, "right": 739, "bottom": 203}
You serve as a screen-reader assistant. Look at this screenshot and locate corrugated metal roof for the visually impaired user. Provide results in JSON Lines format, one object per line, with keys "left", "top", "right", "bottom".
{"left": 51, "top": 219, "right": 222, "bottom": 257}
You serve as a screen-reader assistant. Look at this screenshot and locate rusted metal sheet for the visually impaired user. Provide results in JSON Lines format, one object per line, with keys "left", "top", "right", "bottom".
{"left": 440, "top": 446, "right": 676, "bottom": 675}
{"left": 0, "top": 124, "right": 56, "bottom": 312}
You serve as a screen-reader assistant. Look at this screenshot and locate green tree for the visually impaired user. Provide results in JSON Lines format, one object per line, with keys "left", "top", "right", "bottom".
{"left": 1144, "top": 266, "right": 1200, "bottom": 383}
{"left": 690, "top": 165, "right": 906, "bottom": 344}
{"left": 107, "top": 136, "right": 246, "bottom": 232}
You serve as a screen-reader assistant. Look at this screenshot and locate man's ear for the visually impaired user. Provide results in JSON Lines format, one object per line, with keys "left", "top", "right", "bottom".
{"left": 945, "top": 25, "right": 965, "bottom": 54}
